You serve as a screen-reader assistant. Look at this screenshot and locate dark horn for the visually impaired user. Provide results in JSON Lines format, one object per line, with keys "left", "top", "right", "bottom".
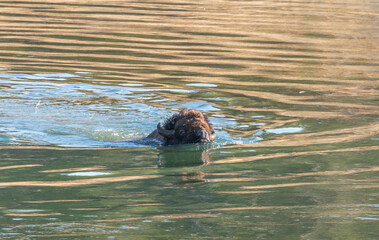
{"left": 210, "top": 132, "right": 216, "bottom": 142}
{"left": 157, "top": 122, "right": 175, "bottom": 138}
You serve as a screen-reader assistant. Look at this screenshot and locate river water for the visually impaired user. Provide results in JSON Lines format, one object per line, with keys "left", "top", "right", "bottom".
{"left": 0, "top": 0, "right": 378, "bottom": 239}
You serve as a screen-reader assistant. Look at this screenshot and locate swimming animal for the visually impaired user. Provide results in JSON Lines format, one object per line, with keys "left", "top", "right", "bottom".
{"left": 142, "top": 109, "right": 216, "bottom": 146}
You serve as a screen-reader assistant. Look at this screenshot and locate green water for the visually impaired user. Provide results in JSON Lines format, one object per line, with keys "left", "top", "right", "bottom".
{"left": 0, "top": 0, "right": 378, "bottom": 239}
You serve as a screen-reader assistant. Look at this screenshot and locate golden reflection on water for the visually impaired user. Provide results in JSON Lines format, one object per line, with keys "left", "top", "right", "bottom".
{"left": 1, "top": 0, "right": 377, "bottom": 124}
{"left": 200, "top": 206, "right": 307, "bottom": 212}
{"left": 276, "top": 166, "right": 379, "bottom": 178}
{"left": 175, "top": 167, "right": 379, "bottom": 189}
{"left": 217, "top": 145, "right": 379, "bottom": 164}
{"left": 94, "top": 213, "right": 219, "bottom": 223}
{"left": 222, "top": 121, "right": 379, "bottom": 147}
{"left": 23, "top": 199, "right": 91, "bottom": 203}
{"left": 0, "top": 164, "right": 42, "bottom": 170}
{"left": 0, "top": 175, "right": 161, "bottom": 188}
{"left": 0, "top": 0, "right": 378, "bottom": 238}
{"left": 6, "top": 213, "right": 63, "bottom": 217}
{"left": 217, "top": 191, "right": 269, "bottom": 194}
{"left": 126, "top": 203, "right": 165, "bottom": 207}
{"left": 69, "top": 208, "right": 105, "bottom": 211}
{"left": 242, "top": 182, "right": 330, "bottom": 190}
{"left": 40, "top": 166, "right": 106, "bottom": 173}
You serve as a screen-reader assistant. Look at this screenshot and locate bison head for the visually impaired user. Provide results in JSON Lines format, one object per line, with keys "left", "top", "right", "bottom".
{"left": 156, "top": 109, "right": 216, "bottom": 145}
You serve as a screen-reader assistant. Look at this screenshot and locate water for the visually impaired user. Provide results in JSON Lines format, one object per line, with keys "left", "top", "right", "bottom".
{"left": 0, "top": 0, "right": 378, "bottom": 239}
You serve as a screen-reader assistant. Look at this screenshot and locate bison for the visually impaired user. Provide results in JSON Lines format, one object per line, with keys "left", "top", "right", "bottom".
{"left": 138, "top": 109, "right": 216, "bottom": 146}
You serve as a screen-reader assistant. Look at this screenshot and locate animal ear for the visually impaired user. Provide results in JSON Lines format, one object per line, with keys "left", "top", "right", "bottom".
{"left": 157, "top": 122, "right": 175, "bottom": 138}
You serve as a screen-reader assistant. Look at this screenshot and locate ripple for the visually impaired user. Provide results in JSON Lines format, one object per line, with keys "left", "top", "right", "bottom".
{"left": 265, "top": 127, "right": 304, "bottom": 134}
{"left": 186, "top": 83, "right": 218, "bottom": 88}
{"left": 62, "top": 172, "right": 112, "bottom": 177}
{"left": 0, "top": 1, "right": 378, "bottom": 239}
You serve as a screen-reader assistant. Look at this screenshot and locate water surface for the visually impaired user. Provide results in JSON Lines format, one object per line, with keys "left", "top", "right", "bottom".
{"left": 0, "top": 0, "right": 378, "bottom": 239}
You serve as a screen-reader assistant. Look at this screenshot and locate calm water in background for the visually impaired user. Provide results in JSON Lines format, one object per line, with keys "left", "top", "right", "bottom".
{"left": 0, "top": 0, "right": 378, "bottom": 239}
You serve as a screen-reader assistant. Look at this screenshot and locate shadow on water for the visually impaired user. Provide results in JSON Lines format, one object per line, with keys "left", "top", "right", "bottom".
{"left": 157, "top": 144, "right": 215, "bottom": 168}
{"left": 0, "top": 0, "right": 378, "bottom": 238}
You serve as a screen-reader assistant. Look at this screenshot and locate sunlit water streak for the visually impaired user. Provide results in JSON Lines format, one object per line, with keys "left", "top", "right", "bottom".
{"left": 0, "top": 0, "right": 378, "bottom": 239}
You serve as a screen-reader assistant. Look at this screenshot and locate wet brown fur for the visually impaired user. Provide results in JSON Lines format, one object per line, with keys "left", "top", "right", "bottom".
{"left": 146, "top": 109, "right": 215, "bottom": 145}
